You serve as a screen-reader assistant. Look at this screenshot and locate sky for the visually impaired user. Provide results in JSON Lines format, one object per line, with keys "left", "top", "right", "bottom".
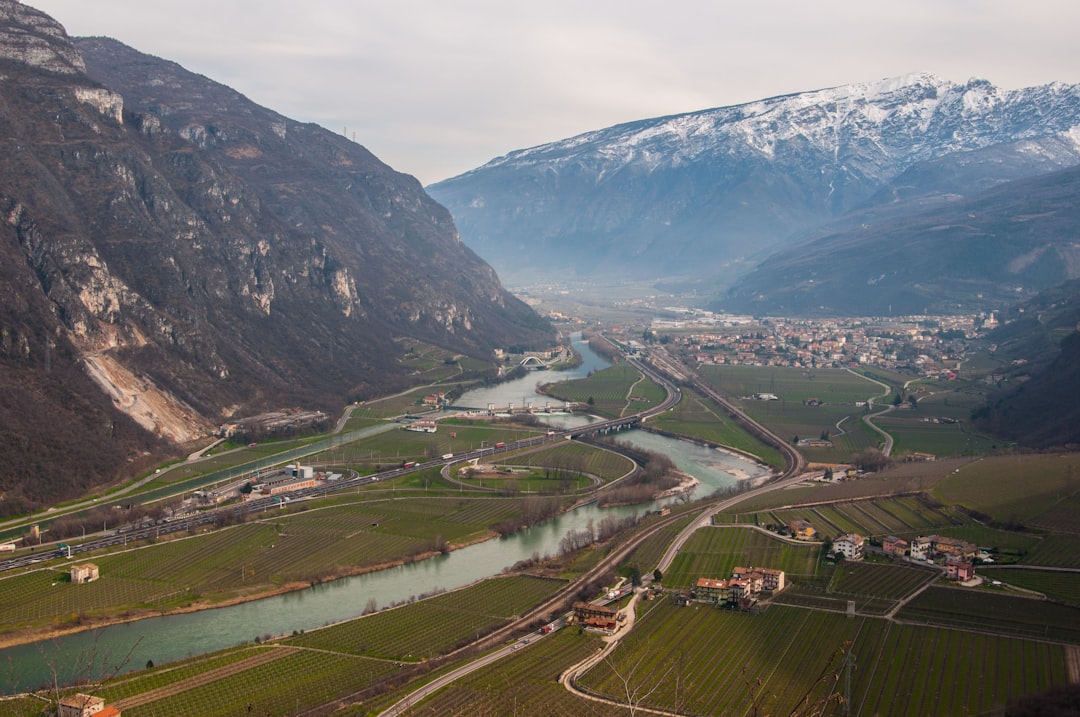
{"left": 26, "top": 0, "right": 1080, "bottom": 185}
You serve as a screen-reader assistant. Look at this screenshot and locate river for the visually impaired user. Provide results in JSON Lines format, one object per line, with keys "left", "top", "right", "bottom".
{"left": 1, "top": 333, "right": 769, "bottom": 692}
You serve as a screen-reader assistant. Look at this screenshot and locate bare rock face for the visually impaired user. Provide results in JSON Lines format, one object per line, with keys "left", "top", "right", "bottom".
{"left": 0, "top": 0, "right": 84, "bottom": 74}
{"left": 0, "top": 2, "right": 551, "bottom": 510}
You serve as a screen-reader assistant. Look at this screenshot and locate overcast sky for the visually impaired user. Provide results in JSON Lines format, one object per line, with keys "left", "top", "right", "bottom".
{"left": 27, "top": 0, "right": 1080, "bottom": 185}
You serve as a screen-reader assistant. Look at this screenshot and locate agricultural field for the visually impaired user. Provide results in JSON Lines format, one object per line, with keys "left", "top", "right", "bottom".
{"left": 623, "top": 515, "right": 696, "bottom": 577}
{"left": 648, "top": 387, "right": 785, "bottom": 468}
{"left": 697, "top": 365, "right": 889, "bottom": 462}
{"left": 663, "top": 526, "right": 822, "bottom": 589}
{"left": 764, "top": 494, "right": 965, "bottom": 541}
{"left": 0, "top": 496, "right": 532, "bottom": 639}
{"left": 1023, "top": 535, "right": 1080, "bottom": 569}
{"left": 36, "top": 576, "right": 570, "bottom": 717}
{"left": 775, "top": 561, "right": 937, "bottom": 615}
{"left": 978, "top": 568, "right": 1080, "bottom": 605}
{"left": 97, "top": 644, "right": 397, "bottom": 716}
{"left": 286, "top": 574, "right": 565, "bottom": 660}
{"left": 496, "top": 442, "right": 635, "bottom": 488}
{"left": 897, "top": 586, "right": 1080, "bottom": 643}
{"left": 578, "top": 597, "right": 1072, "bottom": 717}
{"left": 541, "top": 363, "right": 665, "bottom": 419}
{"left": 933, "top": 453, "right": 1080, "bottom": 526}
{"left": 400, "top": 629, "right": 614, "bottom": 716}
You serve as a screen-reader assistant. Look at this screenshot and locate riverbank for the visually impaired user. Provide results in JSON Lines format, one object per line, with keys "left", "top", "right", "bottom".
{"left": 0, "top": 528, "right": 500, "bottom": 652}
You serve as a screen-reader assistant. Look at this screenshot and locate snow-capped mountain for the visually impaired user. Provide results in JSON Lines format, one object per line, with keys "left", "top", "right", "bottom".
{"left": 428, "top": 73, "right": 1080, "bottom": 285}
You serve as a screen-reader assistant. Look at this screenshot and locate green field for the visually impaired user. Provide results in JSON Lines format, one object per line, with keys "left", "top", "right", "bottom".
{"left": 0, "top": 496, "right": 532, "bottom": 640}
{"left": 977, "top": 568, "right": 1080, "bottom": 605}
{"left": 286, "top": 574, "right": 564, "bottom": 660}
{"left": 541, "top": 363, "right": 665, "bottom": 419}
{"left": 696, "top": 365, "right": 1005, "bottom": 461}
{"left": 664, "top": 526, "right": 822, "bottom": 588}
{"left": 577, "top": 597, "right": 1071, "bottom": 717}
{"left": 933, "top": 453, "right": 1080, "bottom": 526}
{"left": 897, "top": 585, "right": 1080, "bottom": 643}
{"left": 774, "top": 561, "right": 937, "bottom": 615}
{"left": 494, "top": 441, "right": 635, "bottom": 490}
{"left": 649, "top": 387, "right": 785, "bottom": 467}
{"left": 402, "top": 629, "right": 609, "bottom": 716}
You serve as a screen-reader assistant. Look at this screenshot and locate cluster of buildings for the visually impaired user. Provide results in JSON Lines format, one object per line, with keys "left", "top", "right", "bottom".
{"left": 663, "top": 314, "right": 986, "bottom": 376}
{"left": 885, "top": 534, "right": 980, "bottom": 581}
{"left": 690, "top": 566, "right": 787, "bottom": 609}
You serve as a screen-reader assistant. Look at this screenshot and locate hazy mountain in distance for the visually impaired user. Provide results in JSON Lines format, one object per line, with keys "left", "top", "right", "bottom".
{"left": 428, "top": 73, "right": 1080, "bottom": 294}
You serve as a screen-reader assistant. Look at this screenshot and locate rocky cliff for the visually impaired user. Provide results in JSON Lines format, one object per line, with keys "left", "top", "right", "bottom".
{"left": 0, "top": 1, "right": 550, "bottom": 511}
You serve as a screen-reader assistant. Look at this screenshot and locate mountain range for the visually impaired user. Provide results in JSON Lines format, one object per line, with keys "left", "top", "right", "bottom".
{"left": 0, "top": 1, "right": 550, "bottom": 511}
{"left": 428, "top": 73, "right": 1080, "bottom": 314}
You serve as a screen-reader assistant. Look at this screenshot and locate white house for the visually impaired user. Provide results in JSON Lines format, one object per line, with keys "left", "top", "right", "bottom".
{"left": 833, "top": 533, "right": 865, "bottom": 562}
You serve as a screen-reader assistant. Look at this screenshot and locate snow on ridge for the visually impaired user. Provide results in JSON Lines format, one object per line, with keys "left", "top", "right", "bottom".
{"left": 464, "top": 73, "right": 1079, "bottom": 178}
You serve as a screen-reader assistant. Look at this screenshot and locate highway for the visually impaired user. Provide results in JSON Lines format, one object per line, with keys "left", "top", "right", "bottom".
{"left": 376, "top": 350, "right": 811, "bottom": 716}
{"left": 0, "top": 355, "right": 682, "bottom": 575}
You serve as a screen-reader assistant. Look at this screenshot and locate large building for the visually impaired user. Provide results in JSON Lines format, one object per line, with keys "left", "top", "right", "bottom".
{"left": 572, "top": 602, "right": 619, "bottom": 632}
{"left": 833, "top": 534, "right": 865, "bottom": 562}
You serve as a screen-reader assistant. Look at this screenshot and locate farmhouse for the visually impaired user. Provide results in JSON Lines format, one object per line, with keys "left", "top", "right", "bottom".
{"left": 694, "top": 567, "right": 786, "bottom": 608}
{"left": 910, "top": 536, "right": 934, "bottom": 561}
{"left": 70, "top": 563, "right": 99, "bottom": 584}
{"left": 572, "top": 602, "right": 618, "bottom": 632}
{"left": 695, "top": 577, "right": 730, "bottom": 604}
{"left": 945, "top": 557, "right": 976, "bottom": 582}
{"left": 932, "top": 536, "right": 977, "bottom": 560}
{"left": 787, "top": 519, "right": 817, "bottom": 540}
{"left": 882, "top": 535, "right": 909, "bottom": 557}
{"left": 405, "top": 418, "right": 438, "bottom": 433}
{"left": 733, "top": 566, "right": 786, "bottom": 592}
{"left": 57, "top": 693, "right": 122, "bottom": 717}
{"left": 833, "top": 533, "right": 865, "bottom": 562}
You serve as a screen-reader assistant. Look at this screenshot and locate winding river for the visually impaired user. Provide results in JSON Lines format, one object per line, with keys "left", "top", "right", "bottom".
{"left": 0, "top": 334, "right": 769, "bottom": 692}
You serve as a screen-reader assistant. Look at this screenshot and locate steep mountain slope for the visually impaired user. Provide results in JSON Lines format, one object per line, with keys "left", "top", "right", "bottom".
{"left": 971, "top": 279, "right": 1080, "bottom": 448}
{"left": 0, "top": 2, "right": 550, "bottom": 511}
{"left": 723, "top": 164, "right": 1080, "bottom": 316}
{"left": 428, "top": 74, "right": 1080, "bottom": 284}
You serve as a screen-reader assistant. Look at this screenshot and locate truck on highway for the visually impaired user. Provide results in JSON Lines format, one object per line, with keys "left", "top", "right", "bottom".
{"left": 401, "top": 460, "right": 418, "bottom": 469}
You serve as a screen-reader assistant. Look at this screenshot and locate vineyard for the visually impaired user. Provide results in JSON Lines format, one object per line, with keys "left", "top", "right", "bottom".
{"left": 541, "top": 363, "right": 664, "bottom": 419}
{"left": 401, "top": 630, "right": 616, "bottom": 716}
{"left": 663, "top": 525, "right": 822, "bottom": 589}
{"left": 577, "top": 597, "right": 1072, "bottom": 717}
{"left": 99, "top": 644, "right": 397, "bottom": 716}
{"left": 977, "top": 568, "right": 1080, "bottom": 605}
{"left": 896, "top": 586, "right": 1080, "bottom": 643}
{"left": 286, "top": 574, "right": 564, "bottom": 660}
{"left": 0, "top": 496, "right": 533, "bottom": 638}
{"left": 763, "top": 494, "right": 964, "bottom": 541}
{"left": 932, "top": 453, "right": 1080, "bottom": 525}
{"left": 774, "top": 561, "right": 936, "bottom": 615}
{"left": 648, "top": 387, "right": 784, "bottom": 467}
